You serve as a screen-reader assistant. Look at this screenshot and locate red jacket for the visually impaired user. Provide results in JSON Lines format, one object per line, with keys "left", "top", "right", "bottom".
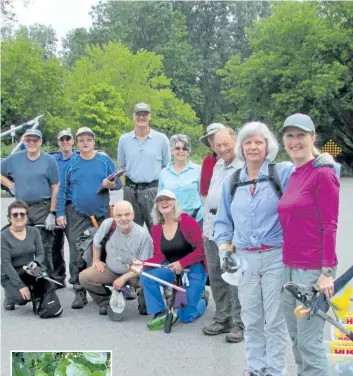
{"left": 145, "top": 213, "right": 208, "bottom": 273}
{"left": 200, "top": 153, "right": 218, "bottom": 196}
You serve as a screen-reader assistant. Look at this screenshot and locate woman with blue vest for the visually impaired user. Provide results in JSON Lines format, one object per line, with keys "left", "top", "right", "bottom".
{"left": 158, "top": 134, "right": 203, "bottom": 227}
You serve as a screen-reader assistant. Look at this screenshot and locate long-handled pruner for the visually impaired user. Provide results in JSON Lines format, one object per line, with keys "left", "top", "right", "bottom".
{"left": 283, "top": 265, "right": 353, "bottom": 342}
{"left": 130, "top": 264, "right": 186, "bottom": 293}
{"left": 23, "top": 262, "right": 63, "bottom": 287}
{"left": 132, "top": 260, "right": 189, "bottom": 272}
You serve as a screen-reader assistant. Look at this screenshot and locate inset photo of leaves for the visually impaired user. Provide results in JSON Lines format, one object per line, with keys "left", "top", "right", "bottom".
{"left": 12, "top": 351, "right": 111, "bottom": 376}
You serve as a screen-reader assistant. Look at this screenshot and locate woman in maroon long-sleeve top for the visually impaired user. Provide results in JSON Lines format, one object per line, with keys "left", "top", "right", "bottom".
{"left": 135, "top": 189, "right": 209, "bottom": 325}
{"left": 278, "top": 113, "right": 340, "bottom": 376}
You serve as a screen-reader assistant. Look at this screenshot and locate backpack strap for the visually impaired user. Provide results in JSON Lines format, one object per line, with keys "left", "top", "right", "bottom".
{"left": 99, "top": 220, "right": 117, "bottom": 262}
{"left": 268, "top": 163, "right": 283, "bottom": 199}
{"left": 230, "top": 168, "right": 242, "bottom": 201}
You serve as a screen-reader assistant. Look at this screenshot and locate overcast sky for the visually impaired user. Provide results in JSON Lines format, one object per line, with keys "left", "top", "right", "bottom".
{"left": 13, "top": 0, "right": 100, "bottom": 44}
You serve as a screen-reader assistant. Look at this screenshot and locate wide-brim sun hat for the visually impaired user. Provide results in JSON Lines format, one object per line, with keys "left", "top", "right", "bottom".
{"left": 221, "top": 253, "right": 251, "bottom": 287}
{"left": 199, "top": 123, "right": 226, "bottom": 147}
{"left": 281, "top": 113, "right": 315, "bottom": 133}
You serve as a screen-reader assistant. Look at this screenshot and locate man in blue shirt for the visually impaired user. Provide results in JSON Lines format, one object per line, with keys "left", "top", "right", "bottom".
{"left": 56, "top": 127, "right": 122, "bottom": 309}
{"left": 117, "top": 103, "right": 170, "bottom": 232}
{"left": 0, "top": 129, "right": 59, "bottom": 282}
{"left": 51, "top": 129, "right": 76, "bottom": 288}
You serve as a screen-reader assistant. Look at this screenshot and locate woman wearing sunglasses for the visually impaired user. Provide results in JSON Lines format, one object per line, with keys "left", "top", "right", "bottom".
{"left": 158, "top": 134, "right": 203, "bottom": 227}
{"left": 1, "top": 200, "right": 46, "bottom": 311}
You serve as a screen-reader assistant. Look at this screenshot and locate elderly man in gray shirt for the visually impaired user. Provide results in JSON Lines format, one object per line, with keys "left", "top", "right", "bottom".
{"left": 202, "top": 128, "right": 245, "bottom": 343}
{"left": 117, "top": 103, "right": 170, "bottom": 233}
{"left": 79, "top": 200, "right": 153, "bottom": 316}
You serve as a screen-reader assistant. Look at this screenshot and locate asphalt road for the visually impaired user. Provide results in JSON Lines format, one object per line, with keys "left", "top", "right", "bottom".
{"left": 1, "top": 180, "right": 352, "bottom": 376}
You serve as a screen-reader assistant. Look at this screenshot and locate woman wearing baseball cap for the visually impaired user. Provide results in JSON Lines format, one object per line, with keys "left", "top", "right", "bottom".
{"left": 278, "top": 113, "right": 340, "bottom": 376}
{"left": 131, "top": 189, "right": 209, "bottom": 329}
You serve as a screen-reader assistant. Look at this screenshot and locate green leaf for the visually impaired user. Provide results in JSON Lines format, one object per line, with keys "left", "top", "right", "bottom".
{"left": 35, "top": 370, "right": 48, "bottom": 376}
{"left": 12, "top": 360, "right": 32, "bottom": 376}
{"left": 54, "top": 360, "right": 70, "bottom": 376}
{"left": 91, "top": 372, "right": 106, "bottom": 376}
{"left": 66, "top": 363, "right": 92, "bottom": 376}
{"left": 82, "top": 352, "right": 107, "bottom": 365}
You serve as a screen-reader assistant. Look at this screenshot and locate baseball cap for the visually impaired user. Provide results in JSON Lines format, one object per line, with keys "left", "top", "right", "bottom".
{"left": 133, "top": 103, "right": 151, "bottom": 113}
{"left": 57, "top": 128, "right": 73, "bottom": 140}
{"left": 76, "top": 127, "right": 95, "bottom": 138}
{"left": 107, "top": 290, "right": 125, "bottom": 322}
{"left": 220, "top": 252, "right": 251, "bottom": 287}
{"left": 281, "top": 113, "right": 315, "bottom": 133}
{"left": 154, "top": 189, "right": 176, "bottom": 202}
{"left": 199, "top": 123, "right": 226, "bottom": 147}
{"left": 23, "top": 129, "right": 42, "bottom": 138}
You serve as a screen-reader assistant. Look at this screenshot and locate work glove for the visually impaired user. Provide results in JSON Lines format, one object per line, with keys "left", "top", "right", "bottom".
{"left": 218, "top": 243, "right": 234, "bottom": 269}
{"left": 312, "top": 150, "right": 335, "bottom": 168}
{"left": 45, "top": 213, "right": 56, "bottom": 231}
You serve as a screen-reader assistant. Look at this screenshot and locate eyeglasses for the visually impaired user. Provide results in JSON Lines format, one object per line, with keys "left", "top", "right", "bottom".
{"left": 11, "top": 212, "right": 27, "bottom": 219}
{"left": 24, "top": 137, "right": 40, "bottom": 144}
{"left": 174, "top": 146, "right": 189, "bottom": 152}
{"left": 77, "top": 138, "right": 94, "bottom": 143}
{"left": 59, "top": 136, "right": 72, "bottom": 142}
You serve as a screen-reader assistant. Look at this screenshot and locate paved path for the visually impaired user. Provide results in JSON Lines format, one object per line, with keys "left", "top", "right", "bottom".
{"left": 1, "top": 180, "right": 352, "bottom": 375}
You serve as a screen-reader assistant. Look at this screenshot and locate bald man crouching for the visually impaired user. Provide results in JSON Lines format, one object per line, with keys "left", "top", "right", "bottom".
{"left": 79, "top": 201, "right": 153, "bottom": 315}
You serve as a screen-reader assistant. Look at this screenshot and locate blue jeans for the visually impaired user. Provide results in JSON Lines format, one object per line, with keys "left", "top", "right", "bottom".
{"left": 140, "top": 263, "right": 207, "bottom": 323}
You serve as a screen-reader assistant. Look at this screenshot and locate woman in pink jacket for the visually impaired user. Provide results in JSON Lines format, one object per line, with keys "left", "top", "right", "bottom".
{"left": 278, "top": 113, "right": 340, "bottom": 376}
{"left": 136, "top": 189, "right": 208, "bottom": 326}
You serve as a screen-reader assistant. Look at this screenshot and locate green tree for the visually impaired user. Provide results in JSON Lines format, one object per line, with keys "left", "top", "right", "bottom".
{"left": 72, "top": 84, "right": 131, "bottom": 154}
{"left": 16, "top": 23, "right": 58, "bottom": 57}
{"left": 219, "top": 2, "right": 353, "bottom": 157}
{"left": 1, "top": 36, "right": 67, "bottom": 133}
{"left": 66, "top": 42, "right": 201, "bottom": 137}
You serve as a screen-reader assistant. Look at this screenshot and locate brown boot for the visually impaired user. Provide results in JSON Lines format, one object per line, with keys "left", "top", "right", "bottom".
{"left": 225, "top": 326, "right": 244, "bottom": 343}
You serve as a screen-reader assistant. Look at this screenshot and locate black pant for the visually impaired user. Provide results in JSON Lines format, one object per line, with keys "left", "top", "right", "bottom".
{"left": 51, "top": 228, "right": 66, "bottom": 284}
{"left": 2, "top": 269, "right": 48, "bottom": 306}
{"left": 27, "top": 200, "right": 55, "bottom": 278}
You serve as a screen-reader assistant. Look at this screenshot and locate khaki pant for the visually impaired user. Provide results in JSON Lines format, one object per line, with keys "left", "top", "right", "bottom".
{"left": 79, "top": 266, "right": 138, "bottom": 308}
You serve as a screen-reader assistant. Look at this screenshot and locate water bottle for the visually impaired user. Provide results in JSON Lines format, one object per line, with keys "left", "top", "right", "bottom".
{"left": 147, "top": 314, "right": 167, "bottom": 330}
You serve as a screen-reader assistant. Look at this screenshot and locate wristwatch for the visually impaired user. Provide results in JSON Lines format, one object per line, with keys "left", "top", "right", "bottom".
{"left": 321, "top": 267, "right": 333, "bottom": 277}
{"left": 50, "top": 210, "right": 57, "bottom": 216}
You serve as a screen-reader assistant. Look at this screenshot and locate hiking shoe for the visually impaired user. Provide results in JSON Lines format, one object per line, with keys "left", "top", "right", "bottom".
{"left": 226, "top": 326, "right": 244, "bottom": 343}
{"left": 201, "top": 290, "right": 210, "bottom": 307}
{"left": 3, "top": 297, "right": 15, "bottom": 311}
{"left": 202, "top": 320, "right": 234, "bottom": 335}
{"left": 99, "top": 305, "right": 108, "bottom": 315}
{"left": 71, "top": 288, "right": 87, "bottom": 309}
{"left": 137, "top": 288, "right": 148, "bottom": 315}
{"left": 120, "top": 285, "right": 137, "bottom": 300}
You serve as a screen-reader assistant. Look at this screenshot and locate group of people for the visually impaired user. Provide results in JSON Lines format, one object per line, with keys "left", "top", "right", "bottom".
{"left": 1, "top": 101, "right": 340, "bottom": 376}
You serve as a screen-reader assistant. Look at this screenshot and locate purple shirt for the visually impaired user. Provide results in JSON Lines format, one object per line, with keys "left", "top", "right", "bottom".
{"left": 277, "top": 160, "right": 339, "bottom": 269}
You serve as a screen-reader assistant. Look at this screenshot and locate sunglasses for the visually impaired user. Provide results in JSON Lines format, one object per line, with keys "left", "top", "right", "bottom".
{"left": 174, "top": 146, "right": 189, "bottom": 151}
{"left": 11, "top": 212, "right": 27, "bottom": 219}
{"left": 59, "top": 136, "right": 72, "bottom": 141}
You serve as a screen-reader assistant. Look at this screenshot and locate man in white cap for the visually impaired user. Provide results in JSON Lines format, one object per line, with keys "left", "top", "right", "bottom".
{"left": 0, "top": 128, "right": 59, "bottom": 285}
{"left": 50, "top": 128, "right": 76, "bottom": 287}
{"left": 117, "top": 103, "right": 170, "bottom": 233}
{"left": 199, "top": 123, "right": 226, "bottom": 201}
{"left": 56, "top": 126, "right": 122, "bottom": 309}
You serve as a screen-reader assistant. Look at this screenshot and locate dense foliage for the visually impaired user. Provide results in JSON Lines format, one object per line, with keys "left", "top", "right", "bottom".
{"left": 1, "top": 1, "right": 352, "bottom": 165}
{"left": 12, "top": 352, "right": 111, "bottom": 376}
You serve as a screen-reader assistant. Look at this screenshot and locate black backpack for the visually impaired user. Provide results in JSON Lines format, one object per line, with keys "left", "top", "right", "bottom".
{"left": 34, "top": 284, "right": 63, "bottom": 319}
{"left": 229, "top": 163, "right": 283, "bottom": 201}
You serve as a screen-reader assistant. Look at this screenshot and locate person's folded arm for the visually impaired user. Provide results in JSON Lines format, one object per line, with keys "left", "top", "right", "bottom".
{"left": 316, "top": 169, "right": 340, "bottom": 268}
